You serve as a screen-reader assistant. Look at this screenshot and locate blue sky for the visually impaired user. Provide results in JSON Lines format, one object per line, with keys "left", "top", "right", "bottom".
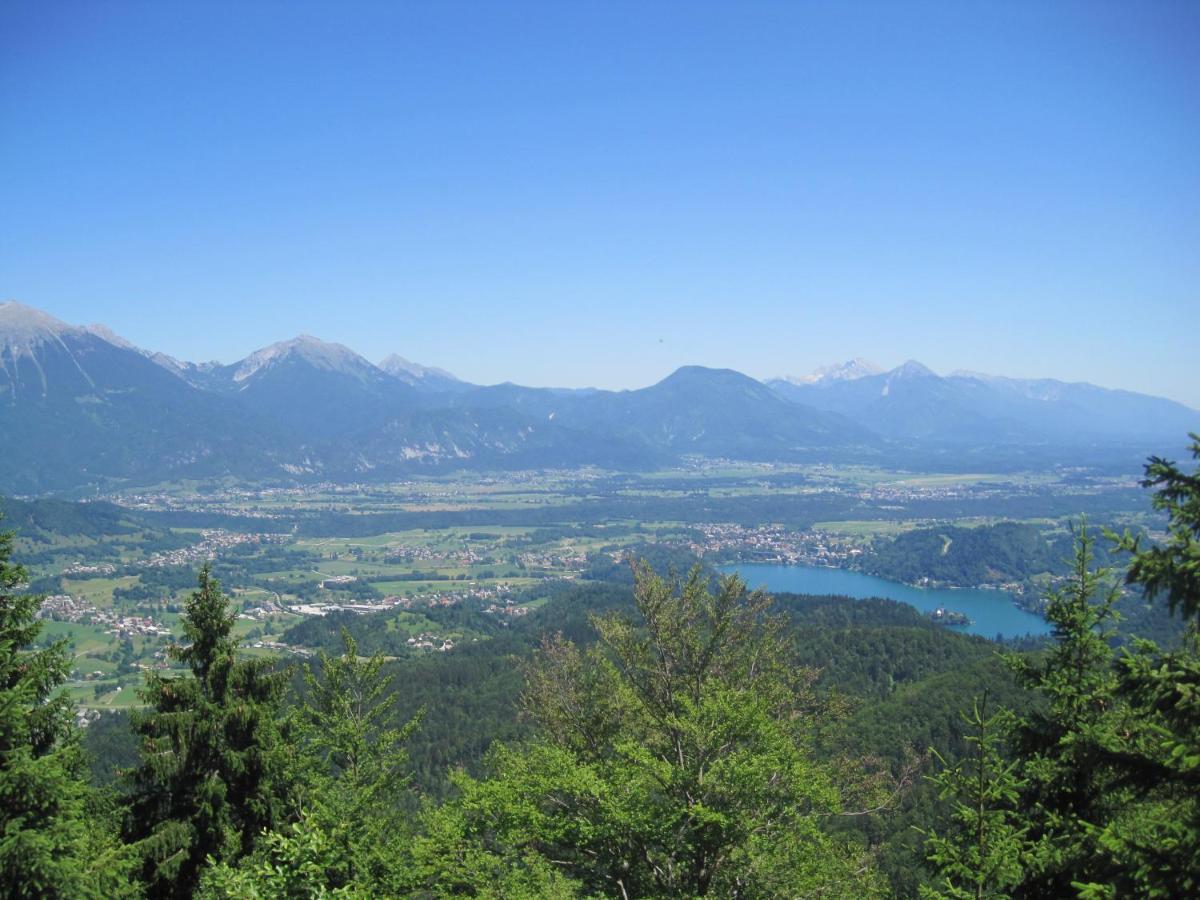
{"left": 2, "top": 1, "right": 1197, "bottom": 405}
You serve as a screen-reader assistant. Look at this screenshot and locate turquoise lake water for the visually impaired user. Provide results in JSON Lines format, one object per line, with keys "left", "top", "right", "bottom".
{"left": 717, "top": 563, "right": 1052, "bottom": 639}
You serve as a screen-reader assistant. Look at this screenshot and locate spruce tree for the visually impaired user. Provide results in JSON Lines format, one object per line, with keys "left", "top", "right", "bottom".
{"left": 125, "top": 564, "right": 292, "bottom": 897}
{"left": 0, "top": 523, "right": 132, "bottom": 898}
{"left": 297, "top": 628, "right": 422, "bottom": 889}
{"left": 1095, "top": 435, "right": 1200, "bottom": 897}
{"left": 198, "top": 629, "right": 423, "bottom": 897}
{"left": 1002, "top": 523, "right": 1134, "bottom": 896}
{"left": 918, "top": 694, "right": 1028, "bottom": 899}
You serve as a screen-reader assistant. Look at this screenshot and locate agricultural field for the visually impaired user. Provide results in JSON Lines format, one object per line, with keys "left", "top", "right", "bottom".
{"left": 15, "top": 462, "right": 1154, "bottom": 710}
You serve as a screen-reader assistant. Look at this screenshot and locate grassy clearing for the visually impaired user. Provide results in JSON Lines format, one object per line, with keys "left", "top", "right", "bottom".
{"left": 60, "top": 575, "right": 140, "bottom": 606}
{"left": 811, "top": 520, "right": 921, "bottom": 537}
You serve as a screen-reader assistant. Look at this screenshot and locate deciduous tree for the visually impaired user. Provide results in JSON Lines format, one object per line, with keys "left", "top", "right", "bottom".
{"left": 435, "top": 564, "right": 883, "bottom": 898}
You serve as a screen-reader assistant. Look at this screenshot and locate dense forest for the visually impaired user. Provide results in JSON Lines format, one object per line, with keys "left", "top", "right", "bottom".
{"left": 860, "top": 521, "right": 1068, "bottom": 585}
{"left": 2, "top": 439, "right": 1198, "bottom": 897}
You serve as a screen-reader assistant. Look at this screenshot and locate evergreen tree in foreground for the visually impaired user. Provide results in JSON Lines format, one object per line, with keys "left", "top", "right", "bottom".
{"left": 1002, "top": 523, "right": 1132, "bottom": 896}
{"left": 125, "top": 564, "right": 292, "bottom": 898}
{"left": 0, "top": 522, "right": 132, "bottom": 898}
{"left": 199, "top": 629, "right": 423, "bottom": 897}
{"left": 1097, "top": 434, "right": 1200, "bottom": 897}
{"left": 917, "top": 694, "right": 1028, "bottom": 899}
{"left": 296, "top": 629, "right": 423, "bottom": 890}
{"left": 923, "top": 438, "right": 1200, "bottom": 898}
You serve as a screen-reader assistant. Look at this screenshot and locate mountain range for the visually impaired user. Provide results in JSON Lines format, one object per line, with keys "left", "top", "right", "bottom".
{"left": 1, "top": 301, "right": 1195, "bottom": 494}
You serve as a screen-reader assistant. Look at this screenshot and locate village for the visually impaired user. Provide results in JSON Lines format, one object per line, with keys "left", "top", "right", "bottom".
{"left": 37, "top": 593, "right": 172, "bottom": 638}
{"left": 61, "top": 529, "right": 291, "bottom": 579}
{"left": 681, "top": 523, "right": 865, "bottom": 566}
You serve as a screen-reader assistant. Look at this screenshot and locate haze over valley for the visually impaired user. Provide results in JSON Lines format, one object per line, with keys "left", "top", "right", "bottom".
{"left": 3, "top": 4, "right": 1198, "bottom": 897}
{"left": 3, "top": 300, "right": 1194, "bottom": 495}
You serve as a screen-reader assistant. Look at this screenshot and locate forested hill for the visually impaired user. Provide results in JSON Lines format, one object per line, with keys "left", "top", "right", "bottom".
{"left": 0, "top": 496, "right": 142, "bottom": 540}
{"left": 858, "top": 518, "right": 1185, "bottom": 646}
{"left": 858, "top": 520, "right": 1121, "bottom": 586}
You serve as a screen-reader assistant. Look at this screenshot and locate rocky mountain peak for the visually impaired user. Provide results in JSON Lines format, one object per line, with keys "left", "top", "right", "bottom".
{"left": 778, "top": 358, "right": 883, "bottom": 385}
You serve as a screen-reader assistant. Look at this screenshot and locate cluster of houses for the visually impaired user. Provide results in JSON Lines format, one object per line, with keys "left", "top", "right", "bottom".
{"left": 74, "top": 708, "right": 102, "bottom": 729}
{"left": 37, "top": 594, "right": 172, "bottom": 637}
{"left": 238, "top": 596, "right": 288, "bottom": 620}
{"left": 137, "top": 530, "right": 289, "bottom": 570}
{"left": 247, "top": 577, "right": 524, "bottom": 622}
{"left": 405, "top": 632, "right": 455, "bottom": 652}
{"left": 289, "top": 595, "right": 408, "bottom": 617}
{"left": 384, "top": 543, "right": 489, "bottom": 566}
{"left": 105, "top": 487, "right": 294, "bottom": 517}
{"left": 516, "top": 545, "right": 588, "bottom": 571}
{"left": 59, "top": 530, "right": 290, "bottom": 580}
{"left": 385, "top": 583, "right": 518, "bottom": 610}
{"left": 484, "top": 600, "right": 531, "bottom": 617}
{"left": 684, "top": 523, "right": 864, "bottom": 566}
{"left": 61, "top": 561, "right": 118, "bottom": 577}
{"left": 247, "top": 639, "right": 311, "bottom": 657}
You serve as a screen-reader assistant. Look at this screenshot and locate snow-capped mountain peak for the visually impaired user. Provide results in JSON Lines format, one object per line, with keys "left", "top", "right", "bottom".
{"left": 777, "top": 358, "right": 883, "bottom": 385}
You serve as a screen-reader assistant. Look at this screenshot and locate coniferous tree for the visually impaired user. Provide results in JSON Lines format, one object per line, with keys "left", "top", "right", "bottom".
{"left": 297, "top": 629, "right": 422, "bottom": 889}
{"left": 915, "top": 441, "right": 1200, "bottom": 899}
{"left": 1093, "top": 435, "right": 1200, "bottom": 897}
{"left": 0, "top": 523, "right": 133, "bottom": 898}
{"left": 201, "top": 629, "right": 423, "bottom": 896}
{"left": 918, "top": 694, "right": 1028, "bottom": 899}
{"left": 125, "top": 564, "right": 293, "bottom": 898}
{"left": 1002, "top": 523, "right": 1134, "bottom": 896}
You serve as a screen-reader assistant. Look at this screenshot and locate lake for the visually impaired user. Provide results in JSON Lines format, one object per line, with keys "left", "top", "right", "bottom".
{"left": 717, "top": 563, "right": 1052, "bottom": 639}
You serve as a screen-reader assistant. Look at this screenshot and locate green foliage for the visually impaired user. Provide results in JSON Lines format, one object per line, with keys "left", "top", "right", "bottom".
{"left": 295, "top": 629, "right": 423, "bottom": 890}
{"left": 402, "top": 797, "right": 585, "bottom": 898}
{"left": 1090, "top": 435, "right": 1200, "bottom": 897}
{"left": 124, "top": 564, "right": 293, "bottom": 898}
{"left": 196, "top": 813, "right": 374, "bottom": 900}
{"left": 918, "top": 695, "right": 1028, "bottom": 899}
{"left": 915, "top": 442, "right": 1200, "bottom": 899}
{"left": 0, "top": 523, "right": 135, "bottom": 898}
{"left": 0, "top": 497, "right": 139, "bottom": 542}
{"left": 830, "top": 654, "right": 1031, "bottom": 898}
{"left": 432, "top": 565, "right": 884, "bottom": 898}
{"left": 863, "top": 522, "right": 1060, "bottom": 586}
{"left": 1113, "top": 433, "right": 1200, "bottom": 622}
{"left": 199, "top": 628, "right": 427, "bottom": 897}
{"left": 1001, "top": 523, "right": 1137, "bottom": 895}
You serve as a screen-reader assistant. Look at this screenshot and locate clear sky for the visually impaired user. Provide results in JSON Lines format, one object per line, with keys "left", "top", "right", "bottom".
{"left": 2, "top": 1, "right": 1197, "bottom": 405}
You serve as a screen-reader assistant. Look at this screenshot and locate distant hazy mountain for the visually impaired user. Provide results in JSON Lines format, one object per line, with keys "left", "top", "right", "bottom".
{"left": 378, "top": 353, "right": 466, "bottom": 392}
{"left": 201, "top": 336, "right": 414, "bottom": 436}
{"left": 0, "top": 301, "right": 286, "bottom": 492}
{"left": 769, "top": 360, "right": 1198, "bottom": 447}
{"left": 559, "top": 367, "right": 876, "bottom": 460}
{"left": 775, "top": 358, "right": 883, "bottom": 385}
{"left": 3, "top": 301, "right": 1196, "bottom": 494}
{"left": 441, "top": 367, "right": 876, "bottom": 462}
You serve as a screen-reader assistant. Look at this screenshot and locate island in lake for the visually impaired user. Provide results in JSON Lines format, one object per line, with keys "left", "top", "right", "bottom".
{"left": 926, "top": 607, "right": 972, "bottom": 627}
